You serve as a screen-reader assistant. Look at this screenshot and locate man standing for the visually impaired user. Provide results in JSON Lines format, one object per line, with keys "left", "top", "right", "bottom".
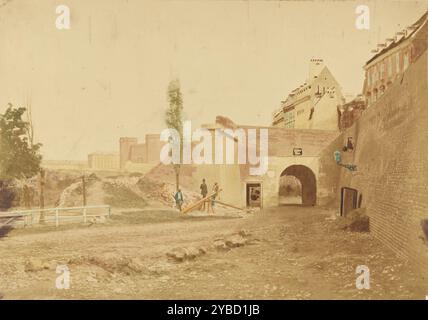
{"left": 174, "top": 189, "right": 184, "bottom": 212}
{"left": 200, "top": 179, "right": 208, "bottom": 211}
{"left": 208, "top": 182, "right": 220, "bottom": 214}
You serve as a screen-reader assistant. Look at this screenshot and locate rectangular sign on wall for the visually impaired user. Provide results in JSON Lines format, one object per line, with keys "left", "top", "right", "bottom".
{"left": 293, "top": 148, "right": 303, "bottom": 156}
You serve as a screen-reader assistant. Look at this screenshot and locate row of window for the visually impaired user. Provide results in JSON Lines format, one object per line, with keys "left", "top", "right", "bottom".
{"left": 366, "top": 47, "right": 410, "bottom": 87}
{"left": 284, "top": 110, "right": 295, "bottom": 128}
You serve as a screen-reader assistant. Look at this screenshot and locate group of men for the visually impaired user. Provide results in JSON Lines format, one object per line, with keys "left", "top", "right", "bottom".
{"left": 199, "top": 179, "right": 220, "bottom": 213}
{"left": 173, "top": 179, "right": 220, "bottom": 213}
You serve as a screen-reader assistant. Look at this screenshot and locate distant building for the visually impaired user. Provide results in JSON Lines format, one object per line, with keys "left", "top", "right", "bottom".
{"left": 88, "top": 153, "right": 120, "bottom": 170}
{"left": 363, "top": 10, "right": 428, "bottom": 107}
{"left": 119, "top": 134, "right": 165, "bottom": 169}
{"left": 119, "top": 137, "right": 139, "bottom": 169}
{"left": 272, "top": 59, "right": 344, "bottom": 130}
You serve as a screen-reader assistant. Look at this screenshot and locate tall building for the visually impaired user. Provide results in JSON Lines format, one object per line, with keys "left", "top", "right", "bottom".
{"left": 363, "top": 10, "right": 428, "bottom": 107}
{"left": 272, "top": 59, "right": 344, "bottom": 130}
{"left": 119, "top": 134, "right": 165, "bottom": 169}
{"left": 119, "top": 137, "right": 138, "bottom": 169}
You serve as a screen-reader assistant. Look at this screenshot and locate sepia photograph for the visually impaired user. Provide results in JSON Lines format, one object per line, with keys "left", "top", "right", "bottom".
{"left": 0, "top": 0, "right": 427, "bottom": 312}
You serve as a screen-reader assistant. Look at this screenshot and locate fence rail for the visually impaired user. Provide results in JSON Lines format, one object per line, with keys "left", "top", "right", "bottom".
{"left": 0, "top": 205, "right": 111, "bottom": 228}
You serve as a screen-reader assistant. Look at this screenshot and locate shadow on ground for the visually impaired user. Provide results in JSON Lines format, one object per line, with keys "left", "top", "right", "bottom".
{"left": 112, "top": 210, "right": 240, "bottom": 225}
{"left": 0, "top": 225, "right": 13, "bottom": 238}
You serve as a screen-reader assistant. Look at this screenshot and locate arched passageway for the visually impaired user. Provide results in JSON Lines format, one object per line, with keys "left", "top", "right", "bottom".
{"left": 279, "top": 165, "right": 317, "bottom": 206}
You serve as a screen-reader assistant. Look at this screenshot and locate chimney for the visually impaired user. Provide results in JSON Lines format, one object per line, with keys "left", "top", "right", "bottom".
{"left": 308, "top": 58, "right": 324, "bottom": 81}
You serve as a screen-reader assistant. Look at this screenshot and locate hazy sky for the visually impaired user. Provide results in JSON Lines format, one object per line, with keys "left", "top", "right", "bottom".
{"left": 0, "top": 0, "right": 427, "bottom": 160}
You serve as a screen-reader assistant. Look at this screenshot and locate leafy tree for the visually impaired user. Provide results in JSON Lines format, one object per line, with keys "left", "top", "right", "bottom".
{"left": 0, "top": 104, "right": 42, "bottom": 179}
{"left": 165, "top": 79, "right": 184, "bottom": 191}
{"left": 0, "top": 104, "right": 42, "bottom": 209}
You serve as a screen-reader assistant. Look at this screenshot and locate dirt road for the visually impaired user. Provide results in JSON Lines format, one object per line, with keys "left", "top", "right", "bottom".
{"left": 0, "top": 206, "right": 427, "bottom": 299}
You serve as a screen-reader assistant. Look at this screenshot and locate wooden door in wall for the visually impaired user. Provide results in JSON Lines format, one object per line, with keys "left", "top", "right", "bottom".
{"left": 246, "top": 183, "right": 262, "bottom": 208}
{"left": 340, "top": 187, "right": 358, "bottom": 216}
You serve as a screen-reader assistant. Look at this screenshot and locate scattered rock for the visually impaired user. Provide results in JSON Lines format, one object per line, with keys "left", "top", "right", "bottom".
{"left": 167, "top": 248, "right": 188, "bottom": 262}
{"left": 166, "top": 246, "right": 206, "bottom": 262}
{"left": 24, "top": 258, "right": 50, "bottom": 272}
{"left": 198, "top": 246, "right": 208, "bottom": 255}
{"left": 238, "top": 229, "right": 251, "bottom": 237}
{"left": 225, "top": 234, "right": 247, "bottom": 248}
{"left": 185, "top": 247, "right": 200, "bottom": 260}
{"left": 86, "top": 254, "right": 147, "bottom": 275}
{"left": 127, "top": 257, "right": 146, "bottom": 272}
{"left": 213, "top": 239, "right": 229, "bottom": 251}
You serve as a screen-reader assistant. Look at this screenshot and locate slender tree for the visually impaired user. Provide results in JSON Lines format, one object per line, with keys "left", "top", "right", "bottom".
{"left": 165, "top": 79, "right": 184, "bottom": 191}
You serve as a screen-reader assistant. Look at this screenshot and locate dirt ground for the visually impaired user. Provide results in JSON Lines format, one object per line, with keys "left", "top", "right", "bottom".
{"left": 0, "top": 206, "right": 427, "bottom": 300}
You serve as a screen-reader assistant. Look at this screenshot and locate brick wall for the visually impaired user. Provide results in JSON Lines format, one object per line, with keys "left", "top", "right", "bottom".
{"left": 119, "top": 137, "right": 138, "bottom": 169}
{"left": 146, "top": 134, "right": 163, "bottom": 164}
{"left": 319, "top": 51, "right": 428, "bottom": 274}
{"left": 130, "top": 143, "right": 147, "bottom": 163}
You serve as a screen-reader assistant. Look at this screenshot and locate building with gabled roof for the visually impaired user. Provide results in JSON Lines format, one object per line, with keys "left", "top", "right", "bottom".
{"left": 363, "top": 10, "right": 428, "bottom": 107}
{"left": 272, "top": 59, "right": 344, "bottom": 131}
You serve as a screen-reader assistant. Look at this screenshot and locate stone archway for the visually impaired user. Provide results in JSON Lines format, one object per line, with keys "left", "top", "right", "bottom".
{"left": 279, "top": 165, "right": 317, "bottom": 206}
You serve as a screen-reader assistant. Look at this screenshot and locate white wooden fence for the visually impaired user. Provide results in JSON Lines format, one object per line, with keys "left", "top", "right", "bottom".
{"left": 0, "top": 205, "right": 111, "bottom": 228}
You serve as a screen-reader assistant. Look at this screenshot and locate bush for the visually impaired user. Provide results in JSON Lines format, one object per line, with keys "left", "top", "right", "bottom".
{"left": 338, "top": 208, "right": 370, "bottom": 232}
{"left": 0, "top": 182, "right": 16, "bottom": 210}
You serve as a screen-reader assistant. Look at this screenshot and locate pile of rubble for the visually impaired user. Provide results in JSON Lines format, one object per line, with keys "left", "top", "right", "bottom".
{"left": 337, "top": 208, "right": 370, "bottom": 232}
{"left": 138, "top": 177, "right": 201, "bottom": 208}
{"left": 9, "top": 164, "right": 242, "bottom": 212}
{"left": 166, "top": 229, "right": 257, "bottom": 262}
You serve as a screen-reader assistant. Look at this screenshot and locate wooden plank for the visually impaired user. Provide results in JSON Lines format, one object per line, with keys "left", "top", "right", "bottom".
{"left": 181, "top": 189, "right": 222, "bottom": 214}
{"left": 215, "top": 200, "right": 247, "bottom": 212}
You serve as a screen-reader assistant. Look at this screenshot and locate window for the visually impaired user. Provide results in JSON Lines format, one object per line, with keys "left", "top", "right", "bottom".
{"left": 284, "top": 111, "right": 295, "bottom": 128}
{"left": 388, "top": 56, "right": 392, "bottom": 77}
{"left": 309, "top": 108, "right": 314, "bottom": 120}
{"left": 404, "top": 52, "right": 409, "bottom": 70}
{"left": 396, "top": 52, "right": 400, "bottom": 73}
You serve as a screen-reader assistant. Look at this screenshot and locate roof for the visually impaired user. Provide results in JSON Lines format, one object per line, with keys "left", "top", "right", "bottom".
{"left": 282, "top": 66, "right": 337, "bottom": 106}
{"left": 365, "top": 10, "right": 428, "bottom": 66}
